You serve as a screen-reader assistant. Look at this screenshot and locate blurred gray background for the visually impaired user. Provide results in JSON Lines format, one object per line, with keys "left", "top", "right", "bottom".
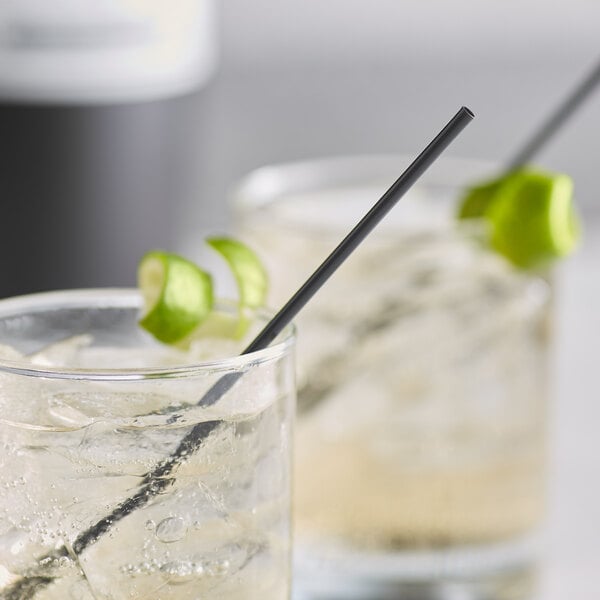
{"left": 0, "top": 2, "right": 598, "bottom": 596}
{"left": 1, "top": 0, "right": 598, "bottom": 293}
{"left": 186, "top": 0, "right": 600, "bottom": 242}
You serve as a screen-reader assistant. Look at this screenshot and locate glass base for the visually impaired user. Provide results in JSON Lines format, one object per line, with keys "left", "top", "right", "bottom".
{"left": 293, "top": 536, "right": 539, "bottom": 600}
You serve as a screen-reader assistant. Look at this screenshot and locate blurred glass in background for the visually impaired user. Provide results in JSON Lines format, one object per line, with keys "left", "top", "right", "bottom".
{"left": 235, "top": 156, "right": 551, "bottom": 600}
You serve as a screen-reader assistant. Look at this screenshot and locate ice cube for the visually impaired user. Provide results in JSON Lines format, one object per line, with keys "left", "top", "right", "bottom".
{"left": 188, "top": 336, "right": 242, "bottom": 362}
{"left": 48, "top": 396, "right": 94, "bottom": 428}
{"left": 75, "top": 345, "right": 191, "bottom": 369}
{"left": 0, "top": 344, "right": 23, "bottom": 362}
{"left": 29, "top": 335, "right": 92, "bottom": 367}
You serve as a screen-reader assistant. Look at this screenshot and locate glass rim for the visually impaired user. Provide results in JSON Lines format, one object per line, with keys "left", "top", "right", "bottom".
{"left": 0, "top": 288, "right": 295, "bottom": 381}
{"left": 232, "top": 153, "right": 498, "bottom": 212}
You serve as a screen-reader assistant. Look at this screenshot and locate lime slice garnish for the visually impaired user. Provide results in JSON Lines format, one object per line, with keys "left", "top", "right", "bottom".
{"left": 138, "top": 251, "right": 213, "bottom": 344}
{"left": 487, "top": 170, "right": 579, "bottom": 268}
{"left": 206, "top": 237, "right": 268, "bottom": 308}
{"left": 206, "top": 237, "right": 269, "bottom": 338}
{"left": 458, "top": 169, "right": 579, "bottom": 269}
{"left": 457, "top": 179, "right": 502, "bottom": 219}
{"left": 137, "top": 240, "right": 268, "bottom": 345}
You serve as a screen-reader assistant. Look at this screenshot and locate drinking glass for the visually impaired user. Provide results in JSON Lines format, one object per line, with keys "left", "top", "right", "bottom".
{"left": 233, "top": 156, "right": 551, "bottom": 600}
{"left": 0, "top": 289, "right": 295, "bottom": 600}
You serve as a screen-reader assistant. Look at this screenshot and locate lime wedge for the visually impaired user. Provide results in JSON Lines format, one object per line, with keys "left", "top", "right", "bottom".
{"left": 138, "top": 251, "right": 213, "bottom": 344}
{"left": 458, "top": 169, "right": 579, "bottom": 269}
{"left": 206, "top": 237, "right": 268, "bottom": 308}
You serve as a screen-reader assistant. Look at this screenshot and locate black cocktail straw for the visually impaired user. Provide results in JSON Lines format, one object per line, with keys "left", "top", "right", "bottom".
{"left": 5, "top": 106, "right": 473, "bottom": 600}
{"left": 505, "top": 57, "right": 600, "bottom": 172}
{"left": 244, "top": 106, "right": 474, "bottom": 352}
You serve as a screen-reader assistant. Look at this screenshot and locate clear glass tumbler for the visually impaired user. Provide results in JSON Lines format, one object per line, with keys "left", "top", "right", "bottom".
{"left": 233, "top": 156, "right": 551, "bottom": 600}
{"left": 0, "top": 289, "right": 295, "bottom": 600}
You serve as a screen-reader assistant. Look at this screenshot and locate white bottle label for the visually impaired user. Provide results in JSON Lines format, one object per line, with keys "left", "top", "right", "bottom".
{"left": 0, "top": 0, "right": 217, "bottom": 103}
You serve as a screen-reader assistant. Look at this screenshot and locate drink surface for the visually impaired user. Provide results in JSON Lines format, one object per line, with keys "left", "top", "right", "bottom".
{"left": 236, "top": 175, "right": 550, "bottom": 592}
{"left": 0, "top": 295, "right": 294, "bottom": 600}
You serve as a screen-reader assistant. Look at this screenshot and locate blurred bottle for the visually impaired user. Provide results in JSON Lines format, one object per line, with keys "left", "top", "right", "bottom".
{"left": 0, "top": 0, "right": 217, "bottom": 297}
